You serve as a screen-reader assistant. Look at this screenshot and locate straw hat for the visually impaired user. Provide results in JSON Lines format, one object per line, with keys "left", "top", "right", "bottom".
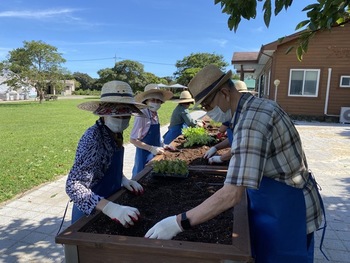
{"left": 178, "top": 90, "right": 194, "bottom": 104}
{"left": 188, "top": 64, "right": 232, "bottom": 106}
{"left": 78, "top": 80, "right": 147, "bottom": 116}
{"left": 135, "top": 84, "right": 173, "bottom": 103}
{"left": 234, "top": 80, "right": 248, "bottom": 92}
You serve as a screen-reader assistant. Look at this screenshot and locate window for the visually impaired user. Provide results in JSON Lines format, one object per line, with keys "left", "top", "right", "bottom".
{"left": 289, "top": 69, "right": 320, "bottom": 97}
{"left": 340, "top": 76, "right": 350, "bottom": 87}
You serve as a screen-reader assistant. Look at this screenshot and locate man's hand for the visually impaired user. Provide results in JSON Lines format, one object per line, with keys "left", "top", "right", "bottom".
{"left": 208, "top": 156, "right": 223, "bottom": 164}
{"left": 102, "top": 202, "right": 140, "bottom": 227}
{"left": 122, "top": 176, "right": 144, "bottom": 195}
{"left": 145, "top": 215, "right": 183, "bottom": 239}
{"left": 204, "top": 147, "right": 217, "bottom": 159}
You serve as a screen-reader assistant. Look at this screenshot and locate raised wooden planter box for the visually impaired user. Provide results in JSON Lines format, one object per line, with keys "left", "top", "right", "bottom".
{"left": 56, "top": 165, "right": 252, "bottom": 263}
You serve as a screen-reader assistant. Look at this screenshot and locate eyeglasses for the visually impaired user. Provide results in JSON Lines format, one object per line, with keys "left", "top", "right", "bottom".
{"left": 201, "top": 90, "right": 219, "bottom": 111}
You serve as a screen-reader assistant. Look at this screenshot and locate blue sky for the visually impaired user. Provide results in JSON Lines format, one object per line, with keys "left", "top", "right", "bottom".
{"left": 0, "top": 0, "right": 313, "bottom": 79}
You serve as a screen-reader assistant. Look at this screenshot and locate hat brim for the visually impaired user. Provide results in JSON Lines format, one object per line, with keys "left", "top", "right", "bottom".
{"left": 194, "top": 70, "right": 232, "bottom": 108}
{"left": 178, "top": 98, "right": 194, "bottom": 104}
{"left": 135, "top": 89, "right": 173, "bottom": 103}
{"left": 78, "top": 101, "right": 147, "bottom": 117}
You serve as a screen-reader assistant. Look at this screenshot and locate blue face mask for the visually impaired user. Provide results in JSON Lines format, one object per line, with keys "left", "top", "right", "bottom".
{"left": 207, "top": 106, "right": 232, "bottom": 123}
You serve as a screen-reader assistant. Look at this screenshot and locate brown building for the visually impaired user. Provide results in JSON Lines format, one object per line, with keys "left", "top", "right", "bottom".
{"left": 232, "top": 25, "right": 350, "bottom": 122}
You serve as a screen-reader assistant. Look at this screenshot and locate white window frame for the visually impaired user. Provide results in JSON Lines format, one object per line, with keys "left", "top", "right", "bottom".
{"left": 288, "top": 69, "right": 320, "bottom": 97}
{"left": 340, "top": 75, "right": 350, "bottom": 87}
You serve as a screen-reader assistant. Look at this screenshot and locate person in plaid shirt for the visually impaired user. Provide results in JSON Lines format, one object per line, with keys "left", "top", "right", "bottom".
{"left": 145, "top": 65, "right": 326, "bottom": 263}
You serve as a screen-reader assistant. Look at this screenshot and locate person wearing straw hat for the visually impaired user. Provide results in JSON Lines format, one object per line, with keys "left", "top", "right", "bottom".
{"left": 66, "top": 81, "right": 145, "bottom": 226}
{"left": 204, "top": 80, "right": 253, "bottom": 165}
{"left": 162, "top": 90, "right": 200, "bottom": 144}
{"left": 130, "top": 84, "right": 173, "bottom": 179}
{"left": 145, "top": 65, "right": 327, "bottom": 263}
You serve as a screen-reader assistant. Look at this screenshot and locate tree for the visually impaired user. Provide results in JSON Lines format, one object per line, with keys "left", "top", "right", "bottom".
{"left": 215, "top": 0, "right": 350, "bottom": 60}
{"left": 72, "top": 72, "right": 97, "bottom": 90}
{"left": 97, "top": 60, "right": 165, "bottom": 93}
{"left": 2, "top": 40, "right": 67, "bottom": 102}
{"left": 175, "top": 53, "right": 229, "bottom": 85}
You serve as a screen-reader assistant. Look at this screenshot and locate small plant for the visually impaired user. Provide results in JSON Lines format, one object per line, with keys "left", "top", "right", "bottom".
{"left": 152, "top": 159, "right": 188, "bottom": 177}
{"left": 182, "top": 126, "right": 214, "bottom": 147}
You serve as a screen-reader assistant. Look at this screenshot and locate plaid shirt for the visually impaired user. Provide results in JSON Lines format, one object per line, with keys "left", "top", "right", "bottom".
{"left": 225, "top": 93, "right": 323, "bottom": 233}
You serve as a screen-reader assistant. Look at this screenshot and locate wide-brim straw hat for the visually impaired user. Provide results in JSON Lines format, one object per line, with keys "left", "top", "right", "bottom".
{"left": 234, "top": 80, "right": 248, "bottom": 92}
{"left": 188, "top": 64, "right": 232, "bottom": 107}
{"left": 78, "top": 80, "right": 147, "bottom": 116}
{"left": 178, "top": 90, "right": 194, "bottom": 104}
{"left": 135, "top": 83, "right": 173, "bottom": 103}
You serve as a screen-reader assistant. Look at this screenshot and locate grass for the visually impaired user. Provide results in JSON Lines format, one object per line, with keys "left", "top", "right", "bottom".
{"left": 0, "top": 98, "right": 177, "bottom": 203}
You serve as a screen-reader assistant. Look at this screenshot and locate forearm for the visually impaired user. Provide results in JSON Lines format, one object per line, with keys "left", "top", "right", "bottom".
{"left": 215, "top": 138, "right": 230, "bottom": 151}
{"left": 220, "top": 150, "right": 232, "bottom": 162}
{"left": 130, "top": 138, "right": 152, "bottom": 151}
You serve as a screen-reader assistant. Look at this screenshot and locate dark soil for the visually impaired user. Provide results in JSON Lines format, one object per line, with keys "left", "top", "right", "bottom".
{"left": 81, "top": 127, "right": 233, "bottom": 244}
{"left": 161, "top": 129, "right": 230, "bottom": 167}
{"left": 82, "top": 171, "right": 234, "bottom": 244}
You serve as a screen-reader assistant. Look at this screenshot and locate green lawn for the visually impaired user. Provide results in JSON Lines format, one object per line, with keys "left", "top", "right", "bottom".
{"left": 0, "top": 98, "right": 177, "bottom": 203}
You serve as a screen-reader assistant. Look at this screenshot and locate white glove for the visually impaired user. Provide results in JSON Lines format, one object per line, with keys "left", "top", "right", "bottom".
{"left": 145, "top": 215, "right": 183, "bottom": 239}
{"left": 208, "top": 156, "right": 223, "bottom": 164}
{"left": 122, "top": 176, "right": 144, "bottom": 195}
{"left": 204, "top": 147, "right": 217, "bottom": 158}
{"left": 102, "top": 202, "right": 140, "bottom": 227}
{"left": 150, "top": 146, "right": 164, "bottom": 155}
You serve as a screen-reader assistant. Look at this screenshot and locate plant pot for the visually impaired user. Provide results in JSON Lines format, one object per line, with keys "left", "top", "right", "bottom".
{"left": 56, "top": 166, "right": 253, "bottom": 263}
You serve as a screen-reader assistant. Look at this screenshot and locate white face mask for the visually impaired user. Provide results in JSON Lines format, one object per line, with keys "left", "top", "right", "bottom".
{"left": 147, "top": 102, "right": 161, "bottom": 112}
{"left": 104, "top": 116, "right": 130, "bottom": 133}
{"left": 207, "top": 106, "right": 232, "bottom": 123}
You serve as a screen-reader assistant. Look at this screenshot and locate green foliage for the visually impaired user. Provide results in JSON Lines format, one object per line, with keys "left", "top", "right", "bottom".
{"left": 2, "top": 40, "right": 67, "bottom": 101}
{"left": 174, "top": 53, "right": 229, "bottom": 85}
{"left": 73, "top": 89, "right": 101, "bottom": 96}
{"left": 72, "top": 72, "right": 98, "bottom": 90}
{"left": 0, "top": 99, "right": 177, "bottom": 203}
{"left": 152, "top": 159, "right": 189, "bottom": 177}
{"left": 182, "top": 126, "right": 214, "bottom": 147}
{"left": 97, "top": 60, "right": 167, "bottom": 93}
{"left": 215, "top": 0, "right": 350, "bottom": 60}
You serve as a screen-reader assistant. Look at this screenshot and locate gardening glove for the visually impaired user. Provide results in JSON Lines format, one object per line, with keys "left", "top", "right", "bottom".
{"left": 208, "top": 156, "right": 223, "bottom": 164}
{"left": 122, "top": 176, "right": 144, "bottom": 195}
{"left": 150, "top": 146, "right": 165, "bottom": 155}
{"left": 204, "top": 147, "right": 217, "bottom": 159}
{"left": 102, "top": 201, "right": 140, "bottom": 227}
{"left": 145, "top": 215, "right": 183, "bottom": 240}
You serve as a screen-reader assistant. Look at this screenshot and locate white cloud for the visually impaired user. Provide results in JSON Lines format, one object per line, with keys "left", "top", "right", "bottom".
{"left": 0, "top": 8, "right": 79, "bottom": 19}
{"left": 210, "top": 39, "right": 228, "bottom": 48}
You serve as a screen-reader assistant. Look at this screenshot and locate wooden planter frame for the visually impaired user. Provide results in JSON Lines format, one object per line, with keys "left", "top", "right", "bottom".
{"left": 56, "top": 165, "right": 253, "bottom": 263}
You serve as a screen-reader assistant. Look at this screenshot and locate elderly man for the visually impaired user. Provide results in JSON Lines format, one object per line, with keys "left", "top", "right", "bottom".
{"left": 145, "top": 65, "right": 326, "bottom": 263}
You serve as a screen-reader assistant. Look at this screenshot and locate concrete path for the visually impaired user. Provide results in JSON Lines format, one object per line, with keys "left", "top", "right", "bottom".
{"left": 0, "top": 112, "right": 349, "bottom": 262}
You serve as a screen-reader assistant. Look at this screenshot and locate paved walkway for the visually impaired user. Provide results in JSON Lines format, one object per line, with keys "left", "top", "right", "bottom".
{"left": 0, "top": 113, "right": 349, "bottom": 262}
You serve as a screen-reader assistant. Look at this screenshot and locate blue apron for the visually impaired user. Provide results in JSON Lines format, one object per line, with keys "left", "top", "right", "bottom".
{"left": 163, "top": 123, "right": 187, "bottom": 144}
{"left": 231, "top": 94, "right": 325, "bottom": 262}
{"left": 132, "top": 122, "right": 161, "bottom": 178}
{"left": 226, "top": 127, "right": 233, "bottom": 144}
{"left": 71, "top": 140, "right": 124, "bottom": 224}
{"left": 247, "top": 177, "right": 313, "bottom": 263}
